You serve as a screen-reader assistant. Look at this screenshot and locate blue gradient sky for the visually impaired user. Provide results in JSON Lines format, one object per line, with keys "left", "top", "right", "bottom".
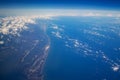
{"left": 0, "top": 0, "right": 120, "bottom": 10}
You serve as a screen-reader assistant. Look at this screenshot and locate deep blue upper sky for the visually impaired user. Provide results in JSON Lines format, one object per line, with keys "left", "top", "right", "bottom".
{"left": 0, "top": 0, "right": 120, "bottom": 10}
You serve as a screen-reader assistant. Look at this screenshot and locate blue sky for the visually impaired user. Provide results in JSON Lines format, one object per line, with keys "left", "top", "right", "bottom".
{"left": 0, "top": 0, "right": 120, "bottom": 10}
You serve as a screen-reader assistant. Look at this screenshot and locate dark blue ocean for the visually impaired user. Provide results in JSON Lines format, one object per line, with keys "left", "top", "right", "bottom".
{"left": 44, "top": 16, "right": 120, "bottom": 80}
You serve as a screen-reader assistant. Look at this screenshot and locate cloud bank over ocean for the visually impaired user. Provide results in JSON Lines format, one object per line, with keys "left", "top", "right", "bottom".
{"left": 0, "top": 16, "right": 50, "bottom": 36}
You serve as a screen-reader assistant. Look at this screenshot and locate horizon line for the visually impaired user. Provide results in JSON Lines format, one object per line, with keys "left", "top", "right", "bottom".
{"left": 0, "top": 8, "right": 120, "bottom": 17}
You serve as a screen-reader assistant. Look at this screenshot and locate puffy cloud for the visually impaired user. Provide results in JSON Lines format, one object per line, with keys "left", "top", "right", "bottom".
{"left": 0, "top": 16, "right": 51, "bottom": 36}
{"left": 112, "top": 66, "right": 119, "bottom": 72}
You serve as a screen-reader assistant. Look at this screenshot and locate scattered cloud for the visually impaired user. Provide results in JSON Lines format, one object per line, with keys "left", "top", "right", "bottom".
{"left": 52, "top": 31, "right": 62, "bottom": 39}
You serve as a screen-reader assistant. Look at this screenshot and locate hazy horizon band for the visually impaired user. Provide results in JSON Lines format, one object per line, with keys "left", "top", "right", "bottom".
{"left": 0, "top": 9, "right": 120, "bottom": 16}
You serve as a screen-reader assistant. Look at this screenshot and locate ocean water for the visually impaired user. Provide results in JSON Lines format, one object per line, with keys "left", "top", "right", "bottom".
{"left": 44, "top": 16, "right": 120, "bottom": 80}
{"left": 0, "top": 23, "right": 49, "bottom": 80}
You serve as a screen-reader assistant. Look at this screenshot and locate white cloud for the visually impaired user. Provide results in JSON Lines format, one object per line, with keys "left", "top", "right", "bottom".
{"left": 55, "top": 31, "right": 62, "bottom": 38}
{"left": 0, "top": 41, "right": 4, "bottom": 44}
{"left": 84, "top": 30, "right": 105, "bottom": 38}
{"left": 52, "top": 25, "right": 58, "bottom": 29}
{"left": 0, "top": 16, "right": 51, "bottom": 36}
{"left": 74, "top": 40, "right": 79, "bottom": 47}
{"left": 112, "top": 66, "right": 119, "bottom": 72}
